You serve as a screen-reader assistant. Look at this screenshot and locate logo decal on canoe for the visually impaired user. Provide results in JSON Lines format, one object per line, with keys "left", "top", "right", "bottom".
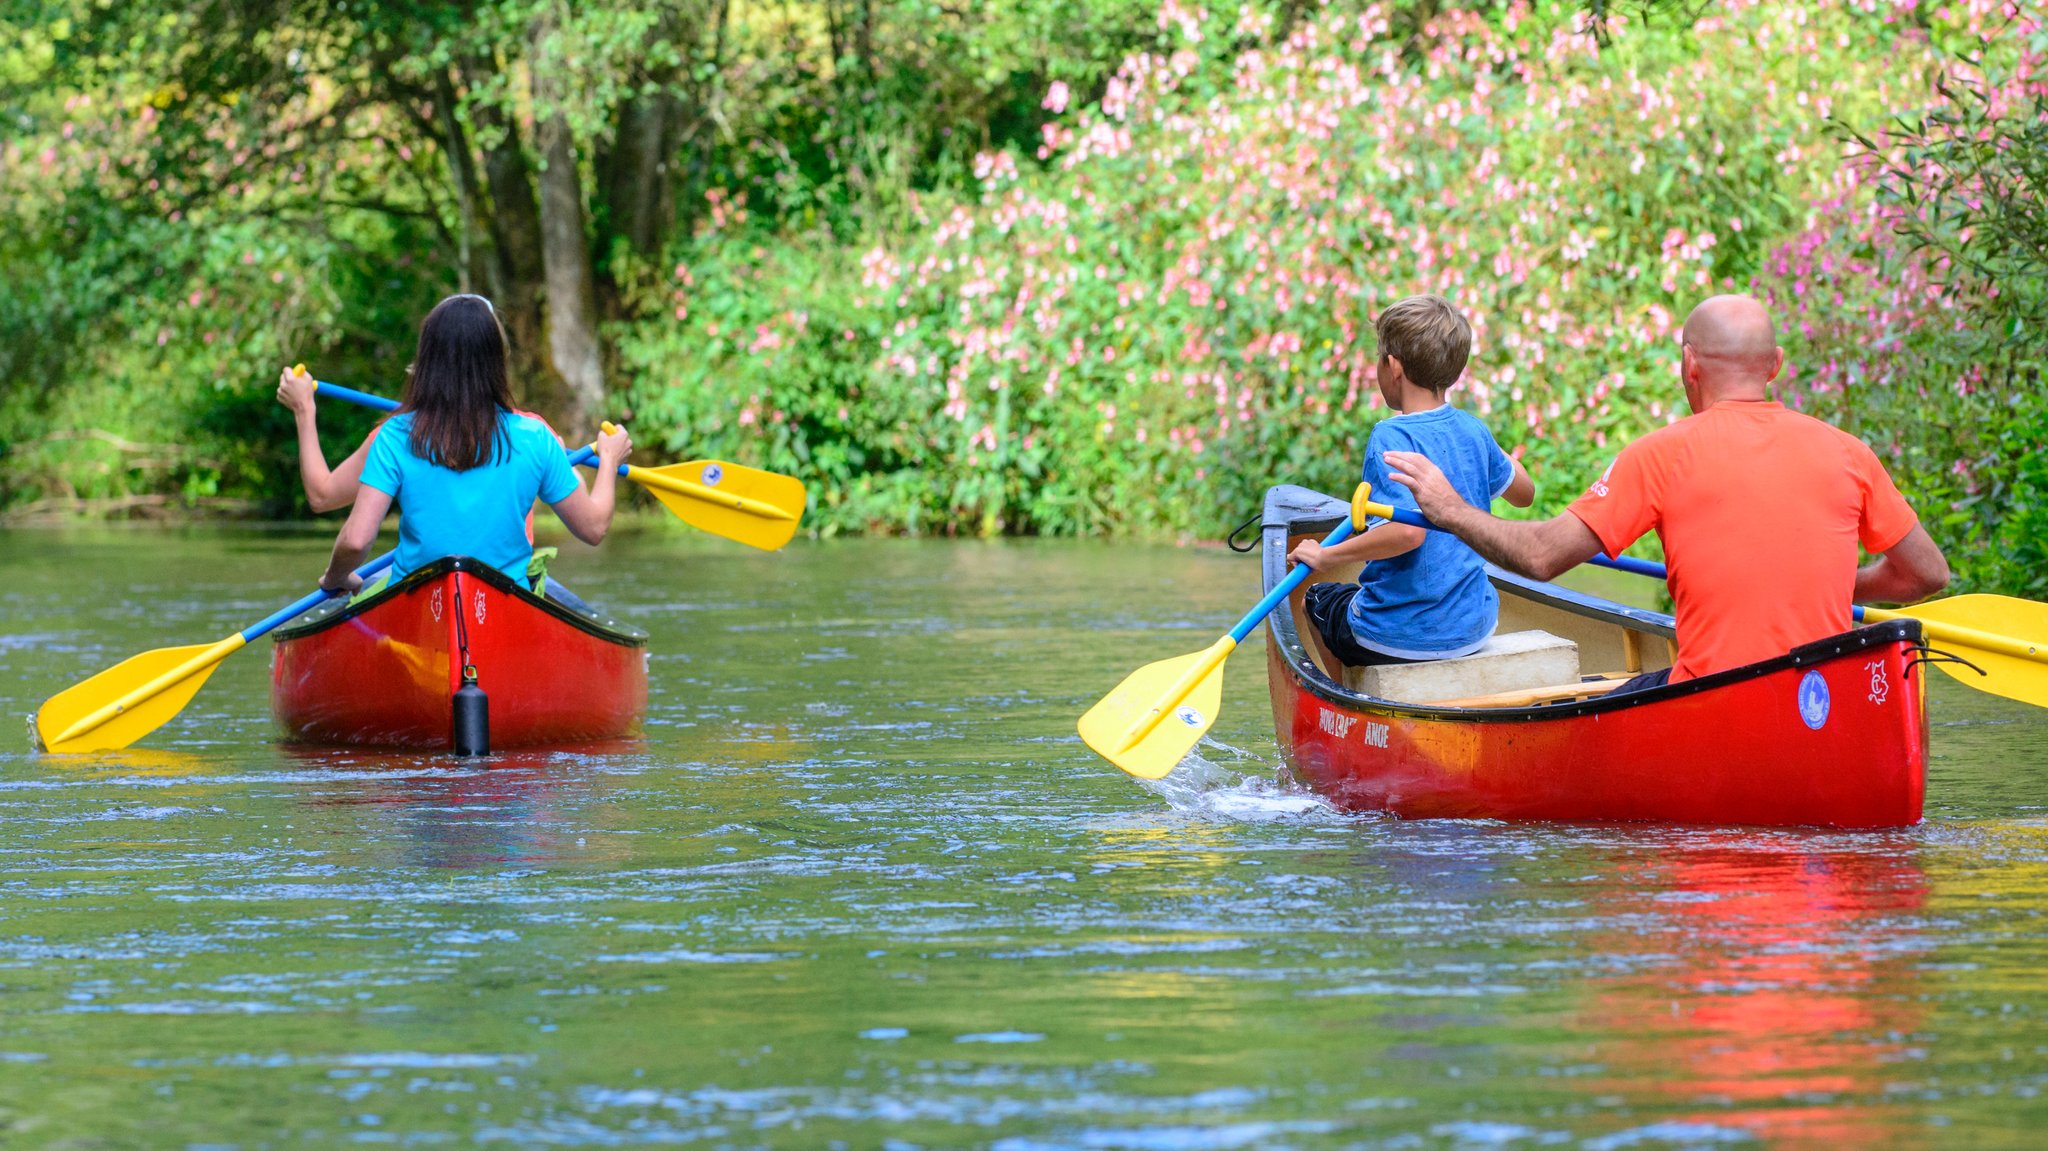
{"left": 1174, "top": 705, "right": 1204, "bottom": 728}
{"left": 431, "top": 588, "right": 443, "bottom": 622}
{"left": 1317, "top": 708, "right": 1389, "bottom": 749}
{"left": 474, "top": 591, "right": 487, "bottom": 624}
{"left": 1798, "top": 670, "right": 1830, "bottom": 730}
{"left": 1866, "top": 659, "right": 1890, "bottom": 706}
{"left": 702, "top": 463, "right": 725, "bottom": 486}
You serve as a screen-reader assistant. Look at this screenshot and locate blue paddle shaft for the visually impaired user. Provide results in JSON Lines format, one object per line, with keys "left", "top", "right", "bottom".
{"left": 1229, "top": 517, "right": 1357, "bottom": 644}
{"left": 315, "top": 380, "right": 399, "bottom": 413}
{"left": 1375, "top": 502, "right": 1876, "bottom": 621}
{"left": 1371, "top": 502, "right": 1670, "bottom": 583}
{"left": 238, "top": 551, "right": 397, "bottom": 642}
{"left": 313, "top": 379, "right": 627, "bottom": 477}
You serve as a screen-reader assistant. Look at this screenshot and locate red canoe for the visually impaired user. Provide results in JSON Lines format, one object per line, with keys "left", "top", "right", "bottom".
{"left": 1261, "top": 486, "right": 1929, "bottom": 828}
{"left": 270, "top": 557, "right": 648, "bottom": 749}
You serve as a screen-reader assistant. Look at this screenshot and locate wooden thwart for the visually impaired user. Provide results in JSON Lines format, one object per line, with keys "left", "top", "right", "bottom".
{"left": 1434, "top": 674, "right": 1633, "bottom": 710}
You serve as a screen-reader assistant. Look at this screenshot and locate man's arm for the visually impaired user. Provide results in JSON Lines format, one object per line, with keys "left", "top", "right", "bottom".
{"left": 1382, "top": 450, "right": 1603, "bottom": 581}
{"left": 1854, "top": 524, "right": 1949, "bottom": 605}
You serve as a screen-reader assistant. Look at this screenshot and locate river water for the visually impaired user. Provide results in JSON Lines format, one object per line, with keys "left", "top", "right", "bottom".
{"left": 1, "top": 527, "right": 2045, "bottom": 1149}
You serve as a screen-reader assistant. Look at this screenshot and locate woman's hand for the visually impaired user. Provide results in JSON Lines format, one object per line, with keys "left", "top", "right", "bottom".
{"left": 318, "top": 570, "right": 363, "bottom": 596}
{"left": 277, "top": 364, "right": 318, "bottom": 417}
{"left": 1287, "top": 539, "right": 1326, "bottom": 572}
{"left": 595, "top": 423, "right": 632, "bottom": 470}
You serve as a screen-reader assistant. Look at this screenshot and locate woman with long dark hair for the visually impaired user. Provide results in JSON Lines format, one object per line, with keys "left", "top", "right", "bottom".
{"left": 316, "top": 294, "right": 630, "bottom": 596}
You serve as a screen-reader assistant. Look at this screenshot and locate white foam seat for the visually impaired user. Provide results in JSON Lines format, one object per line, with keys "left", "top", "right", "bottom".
{"left": 1344, "top": 630, "right": 1581, "bottom": 704}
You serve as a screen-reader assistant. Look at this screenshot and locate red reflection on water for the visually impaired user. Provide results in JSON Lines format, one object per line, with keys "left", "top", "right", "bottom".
{"left": 285, "top": 744, "right": 631, "bottom": 868}
{"left": 1582, "top": 836, "right": 1929, "bottom": 1148}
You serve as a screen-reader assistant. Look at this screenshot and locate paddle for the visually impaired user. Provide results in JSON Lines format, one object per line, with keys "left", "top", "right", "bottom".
{"left": 594, "top": 421, "right": 805, "bottom": 552}
{"left": 1079, "top": 484, "right": 1374, "bottom": 779}
{"left": 34, "top": 551, "right": 396, "bottom": 754}
{"left": 1355, "top": 493, "right": 2048, "bottom": 707}
{"left": 304, "top": 373, "right": 806, "bottom": 551}
{"left": 33, "top": 441, "right": 604, "bottom": 755}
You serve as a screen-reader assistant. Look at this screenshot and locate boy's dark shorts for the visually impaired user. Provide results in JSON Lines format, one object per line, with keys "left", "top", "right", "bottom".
{"left": 1302, "top": 583, "right": 1425, "bottom": 670}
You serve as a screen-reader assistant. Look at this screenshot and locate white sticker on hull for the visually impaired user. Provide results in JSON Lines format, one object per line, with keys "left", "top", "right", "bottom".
{"left": 1363, "top": 721, "right": 1390, "bottom": 748}
{"left": 1866, "top": 659, "right": 1890, "bottom": 706}
{"left": 1798, "top": 670, "right": 1830, "bottom": 730}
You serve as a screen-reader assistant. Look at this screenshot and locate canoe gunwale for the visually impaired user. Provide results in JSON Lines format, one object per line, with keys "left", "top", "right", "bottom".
{"left": 1258, "top": 483, "right": 1925, "bottom": 723}
{"left": 270, "top": 556, "right": 649, "bottom": 648}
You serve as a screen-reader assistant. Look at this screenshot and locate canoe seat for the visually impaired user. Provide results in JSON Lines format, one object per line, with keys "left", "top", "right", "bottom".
{"left": 1344, "top": 630, "right": 1581, "bottom": 704}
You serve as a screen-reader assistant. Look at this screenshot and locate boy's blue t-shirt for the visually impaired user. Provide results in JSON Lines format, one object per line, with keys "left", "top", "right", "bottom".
{"left": 359, "top": 410, "right": 579, "bottom": 584}
{"left": 1348, "top": 405, "right": 1517, "bottom": 658}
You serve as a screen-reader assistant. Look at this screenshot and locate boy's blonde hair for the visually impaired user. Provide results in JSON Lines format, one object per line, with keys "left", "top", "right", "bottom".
{"left": 1375, "top": 294, "right": 1472, "bottom": 393}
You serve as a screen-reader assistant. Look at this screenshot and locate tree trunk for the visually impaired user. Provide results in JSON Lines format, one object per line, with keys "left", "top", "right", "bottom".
{"left": 466, "top": 61, "right": 556, "bottom": 418}
{"left": 826, "top": 0, "right": 878, "bottom": 211}
{"left": 602, "top": 89, "right": 677, "bottom": 260}
{"left": 434, "top": 68, "right": 490, "bottom": 293}
{"left": 673, "top": 0, "right": 733, "bottom": 239}
{"left": 534, "top": 107, "right": 606, "bottom": 440}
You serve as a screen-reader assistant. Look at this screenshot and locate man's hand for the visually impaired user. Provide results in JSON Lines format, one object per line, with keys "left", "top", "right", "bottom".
{"left": 277, "top": 364, "right": 317, "bottom": 417}
{"left": 1382, "top": 450, "right": 1470, "bottom": 525}
{"left": 595, "top": 423, "right": 633, "bottom": 470}
{"left": 1287, "top": 539, "right": 1326, "bottom": 571}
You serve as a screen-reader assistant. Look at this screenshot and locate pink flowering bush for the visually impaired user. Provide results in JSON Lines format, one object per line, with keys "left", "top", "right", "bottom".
{"left": 619, "top": 0, "right": 2032, "bottom": 560}
{"left": 1759, "top": 3, "right": 2048, "bottom": 594}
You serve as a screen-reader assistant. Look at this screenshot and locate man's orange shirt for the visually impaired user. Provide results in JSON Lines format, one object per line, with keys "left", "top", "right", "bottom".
{"left": 1567, "top": 400, "right": 1919, "bottom": 682}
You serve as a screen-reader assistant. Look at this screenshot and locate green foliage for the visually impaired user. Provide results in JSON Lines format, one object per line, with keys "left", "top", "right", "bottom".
{"left": 614, "top": 0, "right": 2004, "bottom": 552}
{"left": 2, "top": 0, "right": 2045, "bottom": 603}
{"left": 1770, "top": 17, "right": 2048, "bottom": 595}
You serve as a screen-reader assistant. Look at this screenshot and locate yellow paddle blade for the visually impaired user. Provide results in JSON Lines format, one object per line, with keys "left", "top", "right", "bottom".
{"left": 1891, "top": 594, "right": 2048, "bottom": 708}
{"left": 33, "top": 637, "right": 244, "bottom": 754}
{"left": 632, "top": 460, "right": 807, "bottom": 551}
{"left": 1078, "top": 637, "right": 1236, "bottom": 780}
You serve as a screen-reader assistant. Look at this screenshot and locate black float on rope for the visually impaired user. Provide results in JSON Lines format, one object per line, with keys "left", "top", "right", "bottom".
{"left": 452, "top": 663, "right": 490, "bottom": 756}
{"left": 450, "top": 575, "right": 488, "bottom": 756}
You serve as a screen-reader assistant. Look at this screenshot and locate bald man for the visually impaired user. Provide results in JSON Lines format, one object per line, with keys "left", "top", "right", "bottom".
{"left": 1384, "top": 295, "right": 1950, "bottom": 690}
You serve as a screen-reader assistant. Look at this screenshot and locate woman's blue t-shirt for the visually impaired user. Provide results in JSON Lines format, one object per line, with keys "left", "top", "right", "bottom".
{"left": 1348, "top": 405, "right": 1517, "bottom": 658}
{"left": 359, "top": 410, "right": 579, "bottom": 584}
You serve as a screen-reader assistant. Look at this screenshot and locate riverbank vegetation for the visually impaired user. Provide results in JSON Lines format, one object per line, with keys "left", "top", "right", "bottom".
{"left": 3, "top": 1, "right": 2043, "bottom": 593}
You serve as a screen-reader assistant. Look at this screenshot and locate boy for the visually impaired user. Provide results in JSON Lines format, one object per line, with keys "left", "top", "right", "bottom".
{"left": 1288, "top": 294, "right": 1534, "bottom": 670}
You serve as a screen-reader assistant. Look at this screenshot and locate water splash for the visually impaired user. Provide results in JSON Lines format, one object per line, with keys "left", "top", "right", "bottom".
{"left": 1137, "top": 738, "right": 1335, "bottom": 823}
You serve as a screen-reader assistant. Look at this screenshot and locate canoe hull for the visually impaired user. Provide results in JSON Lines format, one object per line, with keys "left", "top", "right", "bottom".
{"left": 1261, "top": 486, "right": 1928, "bottom": 829}
{"left": 270, "top": 558, "right": 648, "bottom": 749}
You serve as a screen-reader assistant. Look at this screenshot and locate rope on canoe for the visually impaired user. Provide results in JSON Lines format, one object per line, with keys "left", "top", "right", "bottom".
{"left": 1227, "top": 509, "right": 1262, "bottom": 553}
